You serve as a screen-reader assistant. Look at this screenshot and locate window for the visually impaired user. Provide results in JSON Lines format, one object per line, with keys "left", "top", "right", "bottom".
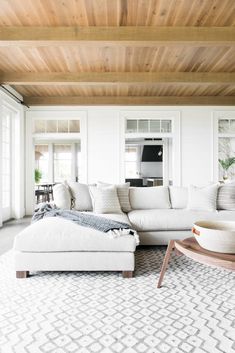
{"left": 126, "top": 119, "right": 172, "bottom": 134}
{"left": 54, "top": 144, "right": 72, "bottom": 182}
{"left": 33, "top": 119, "right": 80, "bottom": 134}
{"left": 218, "top": 118, "right": 235, "bottom": 181}
{"left": 34, "top": 142, "right": 80, "bottom": 183}
{"left": 35, "top": 145, "right": 49, "bottom": 182}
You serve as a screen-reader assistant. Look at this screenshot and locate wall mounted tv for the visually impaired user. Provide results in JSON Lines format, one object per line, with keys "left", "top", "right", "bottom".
{"left": 141, "top": 145, "right": 163, "bottom": 162}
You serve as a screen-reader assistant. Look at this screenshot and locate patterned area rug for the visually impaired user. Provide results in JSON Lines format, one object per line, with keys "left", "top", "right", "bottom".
{"left": 0, "top": 247, "right": 234, "bottom": 353}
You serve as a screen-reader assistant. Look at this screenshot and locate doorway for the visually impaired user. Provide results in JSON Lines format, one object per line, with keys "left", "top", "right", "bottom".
{"left": 34, "top": 141, "right": 81, "bottom": 205}
{"left": 125, "top": 138, "right": 172, "bottom": 187}
{"left": 122, "top": 113, "right": 181, "bottom": 187}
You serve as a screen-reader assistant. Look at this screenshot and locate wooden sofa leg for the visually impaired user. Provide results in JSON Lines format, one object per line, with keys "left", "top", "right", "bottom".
{"left": 122, "top": 271, "right": 134, "bottom": 278}
{"left": 16, "top": 271, "right": 29, "bottom": 279}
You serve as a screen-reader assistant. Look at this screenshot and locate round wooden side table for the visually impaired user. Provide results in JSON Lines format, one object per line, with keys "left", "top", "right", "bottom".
{"left": 157, "top": 237, "right": 235, "bottom": 288}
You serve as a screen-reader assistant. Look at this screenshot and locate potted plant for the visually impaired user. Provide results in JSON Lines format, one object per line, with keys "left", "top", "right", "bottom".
{"left": 218, "top": 157, "right": 235, "bottom": 180}
{"left": 35, "top": 168, "right": 42, "bottom": 184}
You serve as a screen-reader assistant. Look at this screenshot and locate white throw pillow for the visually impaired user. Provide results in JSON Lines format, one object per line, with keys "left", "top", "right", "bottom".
{"left": 89, "top": 185, "right": 122, "bottom": 214}
{"left": 68, "top": 181, "right": 93, "bottom": 211}
{"left": 53, "top": 183, "right": 71, "bottom": 209}
{"left": 98, "top": 181, "right": 131, "bottom": 212}
{"left": 129, "top": 186, "right": 171, "bottom": 210}
{"left": 187, "top": 184, "right": 219, "bottom": 211}
{"left": 169, "top": 186, "right": 188, "bottom": 209}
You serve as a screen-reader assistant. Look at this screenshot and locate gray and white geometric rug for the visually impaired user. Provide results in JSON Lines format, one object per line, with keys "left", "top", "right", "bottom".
{"left": 0, "top": 247, "right": 234, "bottom": 353}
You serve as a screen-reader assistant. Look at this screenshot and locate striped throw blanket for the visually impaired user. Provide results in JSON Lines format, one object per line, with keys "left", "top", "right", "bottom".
{"left": 32, "top": 203, "right": 139, "bottom": 244}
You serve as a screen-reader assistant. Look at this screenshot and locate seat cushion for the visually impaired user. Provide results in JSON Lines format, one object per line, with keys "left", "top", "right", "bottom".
{"left": 14, "top": 215, "right": 136, "bottom": 253}
{"left": 128, "top": 209, "right": 235, "bottom": 232}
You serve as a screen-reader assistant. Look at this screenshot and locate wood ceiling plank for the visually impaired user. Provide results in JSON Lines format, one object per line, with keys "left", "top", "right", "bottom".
{"left": 2, "top": 72, "right": 235, "bottom": 85}
{"left": 0, "top": 0, "right": 235, "bottom": 27}
{"left": 24, "top": 95, "right": 235, "bottom": 106}
{"left": 13, "top": 83, "right": 235, "bottom": 98}
{"left": 0, "top": 46, "right": 234, "bottom": 73}
{"left": 0, "top": 27, "right": 234, "bottom": 46}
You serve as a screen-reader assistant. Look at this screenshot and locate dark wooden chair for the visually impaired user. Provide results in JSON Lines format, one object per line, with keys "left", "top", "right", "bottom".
{"left": 35, "top": 188, "right": 49, "bottom": 204}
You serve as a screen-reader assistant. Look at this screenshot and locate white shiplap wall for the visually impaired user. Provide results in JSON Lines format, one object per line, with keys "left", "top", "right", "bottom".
{"left": 25, "top": 105, "right": 235, "bottom": 215}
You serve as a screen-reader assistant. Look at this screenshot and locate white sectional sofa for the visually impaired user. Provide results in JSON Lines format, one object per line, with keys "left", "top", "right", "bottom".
{"left": 128, "top": 185, "right": 235, "bottom": 244}
{"left": 14, "top": 182, "right": 235, "bottom": 278}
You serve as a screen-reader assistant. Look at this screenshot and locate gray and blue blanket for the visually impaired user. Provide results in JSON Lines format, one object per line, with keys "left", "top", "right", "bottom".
{"left": 32, "top": 203, "right": 139, "bottom": 243}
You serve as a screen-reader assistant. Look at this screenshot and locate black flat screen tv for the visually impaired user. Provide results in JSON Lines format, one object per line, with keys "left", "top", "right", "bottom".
{"left": 142, "top": 145, "right": 162, "bottom": 162}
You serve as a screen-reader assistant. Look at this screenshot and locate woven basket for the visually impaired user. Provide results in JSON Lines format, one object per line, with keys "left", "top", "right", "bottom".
{"left": 192, "top": 221, "right": 235, "bottom": 254}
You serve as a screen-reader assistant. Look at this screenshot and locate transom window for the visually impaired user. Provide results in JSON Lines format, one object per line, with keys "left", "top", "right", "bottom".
{"left": 33, "top": 119, "right": 80, "bottom": 134}
{"left": 126, "top": 119, "right": 172, "bottom": 134}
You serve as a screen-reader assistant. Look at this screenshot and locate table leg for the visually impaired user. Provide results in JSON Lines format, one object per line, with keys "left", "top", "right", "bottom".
{"left": 157, "top": 240, "right": 175, "bottom": 288}
{"left": 175, "top": 249, "right": 182, "bottom": 256}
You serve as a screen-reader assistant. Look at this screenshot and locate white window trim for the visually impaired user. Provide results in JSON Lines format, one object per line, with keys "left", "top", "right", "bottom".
{"left": 0, "top": 91, "right": 25, "bottom": 226}
{"left": 25, "top": 110, "right": 88, "bottom": 215}
{"left": 119, "top": 110, "right": 181, "bottom": 186}
{"left": 212, "top": 110, "right": 235, "bottom": 182}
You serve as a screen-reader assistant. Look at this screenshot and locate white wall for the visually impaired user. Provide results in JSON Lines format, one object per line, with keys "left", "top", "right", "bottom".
{"left": 25, "top": 105, "right": 235, "bottom": 214}
{"left": 87, "top": 110, "right": 121, "bottom": 184}
{"left": 181, "top": 107, "right": 214, "bottom": 186}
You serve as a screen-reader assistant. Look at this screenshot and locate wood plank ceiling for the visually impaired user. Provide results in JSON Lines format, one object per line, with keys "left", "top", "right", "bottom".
{"left": 0, "top": 0, "right": 235, "bottom": 106}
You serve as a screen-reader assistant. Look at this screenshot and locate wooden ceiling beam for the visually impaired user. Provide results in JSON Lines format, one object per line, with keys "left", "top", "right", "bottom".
{"left": 0, "top": 26, "right": 234, "bottom": 46}
{"left": 24, "top": 96, "right": 235, "bottom": 106}
{"left": 2, "top": 72, "right": 235, "bottom": 85}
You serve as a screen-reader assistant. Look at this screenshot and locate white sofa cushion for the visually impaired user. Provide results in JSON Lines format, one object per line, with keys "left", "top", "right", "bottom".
{"left": 53, "top": 183, "right": 71, "bottom": 209}
{"left": 169, "top": 186, "right": 188, "bottom": 209}
{"left": 129, "top": 186, "right": 171, "bottom": 210}
{"left": 98, "top": 181, "right": 131, "bottom": 212}
{"left": 68, "top": 181, "right": 93, "bottom": 211}
{"left": 89, "top": 185, "right": 122, "bottom": 214}
{"left": 187, "top": 184, "right": 219, "bottom": 211}
{"left": 217, "top": 182, "right": 235, "bottom": 210}
{"left": 128, "top": 209, "right": 235, "bottom": 232}
{"left": 14, "top": 215, "right": 136, "bottom": 252}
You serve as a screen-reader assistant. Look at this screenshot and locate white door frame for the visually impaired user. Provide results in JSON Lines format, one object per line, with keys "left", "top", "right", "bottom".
{"left": 25, "top": 109, "right": 88, "bottom": 215}
{"left": 119, "top": 110, "right": 181, "bottom": 186}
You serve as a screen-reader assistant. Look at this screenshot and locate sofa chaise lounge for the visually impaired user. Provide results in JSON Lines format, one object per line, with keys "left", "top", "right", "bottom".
{"left": 14, "top": 182, "right": 235, "bottom": 278}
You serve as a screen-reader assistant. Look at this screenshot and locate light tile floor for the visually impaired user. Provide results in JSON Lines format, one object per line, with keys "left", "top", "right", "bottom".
{"left": 0, "top": 217, "right": 31, "bottom": 255}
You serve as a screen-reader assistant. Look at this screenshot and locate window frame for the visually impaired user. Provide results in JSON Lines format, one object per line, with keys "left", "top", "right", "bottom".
{"left": 212, "top": 111, "right": 235, "bottom": 182}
